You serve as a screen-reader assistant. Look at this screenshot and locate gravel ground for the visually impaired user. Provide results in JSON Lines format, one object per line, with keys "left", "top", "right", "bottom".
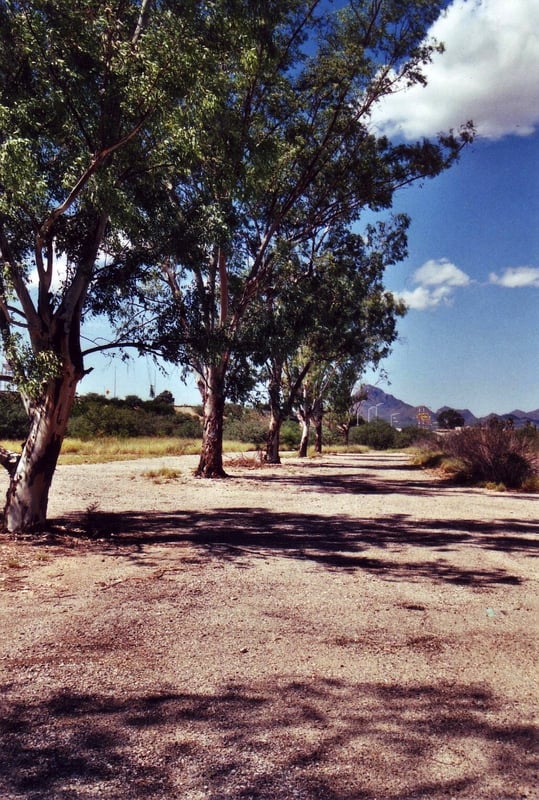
{"left": 0, "top": 451, "right": 537, "bottom": 800}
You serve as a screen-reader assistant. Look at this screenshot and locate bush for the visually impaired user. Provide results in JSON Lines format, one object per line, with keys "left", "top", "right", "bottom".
{"left": 67, "top": 393, "right": 202, "bottom": 439}
{"left": 222, "top": 406, "right": 268, "bottom": 445}
{"left": 443, "top": 426, "right": 538, "bottom": 489}
{"left": 394, "top": 426, "right": 435, "bottom": 449}
{"left": 280, "top": 419, "right": 301, "bottom": 449}
{"left": 0, "top": 391, "right": 28, "bottom": 439}
{"left": 350, "top": 419, "right": 397, "bottom": 450}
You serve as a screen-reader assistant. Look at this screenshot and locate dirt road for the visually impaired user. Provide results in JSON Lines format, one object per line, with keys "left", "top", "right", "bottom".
{"left": 0, "top": 452, "right": 537, "bottom": 799}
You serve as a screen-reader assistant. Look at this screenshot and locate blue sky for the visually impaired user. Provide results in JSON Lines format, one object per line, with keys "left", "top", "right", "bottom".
{"left": 83, "top": 0, "right": 539, "bottom": 417}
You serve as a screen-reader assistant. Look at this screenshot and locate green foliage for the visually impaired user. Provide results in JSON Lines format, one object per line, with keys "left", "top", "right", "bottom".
{"left": 437, "top": 408, "right": 465, "bottom": 429}
{"left": 348, "top": 421, "right": 429, "bottom": 451}
{"left": 0, "top": 1, "right": 475, "bottom": 527}
{"left": 395, "top": 426, "right": 436, "bottom": 449}
{"left": 115, "top": 0, "right": 473, "bottom": 465}
{"left": 3, "top": 334, "right": 62, "bottom": 399}
{"left": 280, "top": 420, "right": 301, "bottom": 450}
{"left": 350, "top": 419, "right": 396, "bottom": 450}
{"left": 154, "top": 390, "right": 175, "bottom": 406}
{"left": 67, "top": 393, "right": 201, "bottom": 439}
{"left": 0, "top": 391, "right": 28, "bottom": 439}
{"left": 222, "top": 406, "right": 268, "bottom": 445}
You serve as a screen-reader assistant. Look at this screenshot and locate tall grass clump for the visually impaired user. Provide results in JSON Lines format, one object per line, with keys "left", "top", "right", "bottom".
{"left": 441, "top": 425, "right": 538, "bottom": 489}
{"left": 58, "top": 437, "right": 201, "bottom": 464}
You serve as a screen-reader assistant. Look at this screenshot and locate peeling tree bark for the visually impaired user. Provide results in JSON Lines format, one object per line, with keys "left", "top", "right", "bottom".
{"left": 3, "top": 366, "right": 79, "bottom": 532}
{"left": 298, "top": 416, "right": 310, "bottom": 458}
{"left": 265, "top": 411, "right": 282, "bottom": 464}
{"left": 195, "top": 363, "right": 227, "bottom": 478}
{"left": 265, "top": 367, "right": 283, "bottom": 464}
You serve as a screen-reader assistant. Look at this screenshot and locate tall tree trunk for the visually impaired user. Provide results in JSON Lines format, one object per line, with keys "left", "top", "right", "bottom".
{"left": 298, "top": 414, "right": 310, "bottom": 458}
{"left": 265, "top": 411, "right": 282, "bottom": 464}
{"left": 265, "top": 366, "right": 283, "bottom": 464}
{"left": 196, "top": 364, "right": 227, "bottom": 478}
{"left": 312, "top": 397, "right": 323, "bottom": 454}
{"left": 297, "top": 385, "right": 312, "bottom": 458}
{"left": 3, "top": 367, "right": 79, "bottom": 532}
{"left": 339, "top": 422, "right": 351, "bottom": 446}
{"left": 313, "top": 418, "right": 323, "bottom": 453}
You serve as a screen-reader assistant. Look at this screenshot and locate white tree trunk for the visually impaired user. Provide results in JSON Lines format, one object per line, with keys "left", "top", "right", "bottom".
{"left": 298, "top": 415, "right": 310, "bottom": 458}
{"left": 196, "top": 363, "right": 227, "bottom": 478}
{"left": 3, "top": 368, "right": 78, "bottom": 532}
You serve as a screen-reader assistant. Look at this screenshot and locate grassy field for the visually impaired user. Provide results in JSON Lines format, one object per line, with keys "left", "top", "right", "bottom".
{"left": 0, "top": 437, "right": 374, "bottom": 466}
{"left": 0, "top": 437, "right": 255, "bottom": 465}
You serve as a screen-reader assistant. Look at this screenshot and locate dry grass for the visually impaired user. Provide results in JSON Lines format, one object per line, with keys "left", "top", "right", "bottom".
{"left": 0, "top": 436, "right": 257, "bottom": 465}
{"left": 320, "top": 443, "right": 370, "bottom": 455}
{"left": 141, "top": 466, "right": 183, "bottom": 484}
{"left": 59, "top": 437, "right": 201, "bottom": 464}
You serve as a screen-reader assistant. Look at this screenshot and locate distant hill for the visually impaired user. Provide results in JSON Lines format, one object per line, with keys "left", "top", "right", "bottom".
{"left": 355, "top": 386, "right": 538, "bottom": 429}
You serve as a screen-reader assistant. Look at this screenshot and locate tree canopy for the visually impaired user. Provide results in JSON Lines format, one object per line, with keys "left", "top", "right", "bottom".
{"left": 104, "top": 0, "right": 473, "bottom": 475}
{"left": 0, "top": 0, "right": 474, "bottom": 530}
{"left": 0, "top": 0, "right": 223, "bottom": 528}
{"left": 437, "top": 408, "right": 465, "bottom": 430}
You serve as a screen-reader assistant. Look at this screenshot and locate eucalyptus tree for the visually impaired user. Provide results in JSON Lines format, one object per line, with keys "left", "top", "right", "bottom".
{"left": 318, "top": 368, "right": 367, "bottom": 448}
{"left": 143, "top": 0, "right": 473, "bottom": 477}
{"left": 0, "top": 0, "right": 212, "bottom": 531}
{"left": 254, "top": 220, "right": 406, "bottom": 460}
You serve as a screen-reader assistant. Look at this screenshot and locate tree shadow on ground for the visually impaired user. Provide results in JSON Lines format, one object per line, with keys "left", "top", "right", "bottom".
{"left": 0, "top": 678, "right": 535, "bottom": 800}
{"left": 239, "top": 471, "right": 439, "bottom": 496}
{"left": 220, "top": 455, "right": 538, "bottom": 498}
{"left": 47, "top": 506, "right": 538, "bottom": 587}
{"left": 226, "top": 459, "right": 446, "bottom": 496}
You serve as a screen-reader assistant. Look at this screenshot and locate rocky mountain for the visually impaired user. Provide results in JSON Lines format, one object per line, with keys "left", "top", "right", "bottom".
{"left": 355, "top": 385, "right": 538, "bottom": 429}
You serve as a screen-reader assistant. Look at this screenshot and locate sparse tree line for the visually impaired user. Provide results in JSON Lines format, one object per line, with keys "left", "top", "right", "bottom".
{"left": 0, "top": 0, "right": 474, "bottom": 531}
{"left": 1, "top": 387, "right": 428, "bottom": 449}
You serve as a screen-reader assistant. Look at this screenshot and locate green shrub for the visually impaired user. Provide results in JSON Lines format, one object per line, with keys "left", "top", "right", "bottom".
{"left": 319, "top": 424, "right": 342, "bottom": 446}
{"left": 280, "top": 419, "right": 301, "bottom": 449}
{"left": 394, "top": 426, "right": 435, "bottom": 449}
{"left": 350, "top": 419, "right": 396, "bottom": 450}
{"left": 223, "top": 407, "right": 268, "bottom": 444}
{"left": 67, "top": 392, "right": 202, "bottom": 439}
{"left": 0, "top": 391, "right": 28, "bottom": 439}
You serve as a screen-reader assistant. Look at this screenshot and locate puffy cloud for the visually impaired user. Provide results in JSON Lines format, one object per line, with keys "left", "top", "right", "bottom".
{"left": 414, "top": 258, "right": 471, "bottom": 287}
{"left": 396, "top": 258, "right": 471, "bottom": 310}
{"left": 489, "top": 266, "right": 539, "bottom": 288}
{"left": 397, "top": 285, "right": 452, "bottom": 311}
{"left": 370, "top": 0, "right": 539, "bottom": 140}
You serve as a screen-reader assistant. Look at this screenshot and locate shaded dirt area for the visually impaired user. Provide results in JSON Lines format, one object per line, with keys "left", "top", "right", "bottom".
{"left": 0, "top": 452, "right": 537, "bottom": 800}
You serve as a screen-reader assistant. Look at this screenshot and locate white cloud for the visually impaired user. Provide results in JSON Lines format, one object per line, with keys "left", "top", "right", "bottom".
{"left": 489, "top": 266, "right": 539, "bottom": 288}
{"left": 396, "top": 258, "right": 471, "bottom": 310}
{"left": 370, "top": 0, "right": 539, "bottom": 140}
{"left": 414, "top": 258, "right": 471, "bottom": 287}
{"left": 397, "top": 285, "right": 452, "bottom": 311}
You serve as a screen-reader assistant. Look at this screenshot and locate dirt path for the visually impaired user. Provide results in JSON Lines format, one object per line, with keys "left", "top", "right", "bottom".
{"left": 0, "top": 452, "right": 537, "bottom": 799}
